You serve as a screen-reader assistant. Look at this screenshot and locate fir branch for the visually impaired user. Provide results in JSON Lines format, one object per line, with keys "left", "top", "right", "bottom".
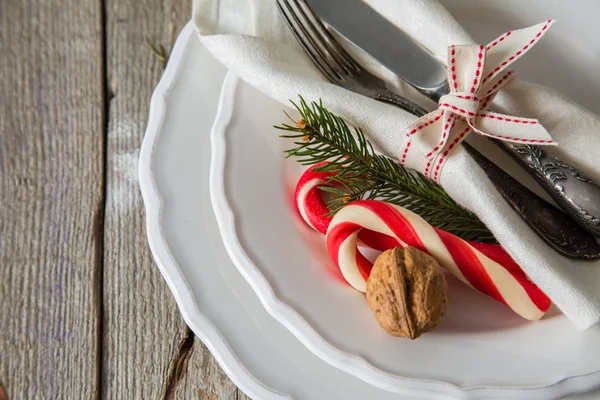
{"left": 275, "top": 97, "right": 496, "bottom": 243}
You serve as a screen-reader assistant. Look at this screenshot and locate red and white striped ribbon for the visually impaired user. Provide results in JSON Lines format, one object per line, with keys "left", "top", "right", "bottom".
{"left": 401, "top": 21, "right": 557, "bottom": 183}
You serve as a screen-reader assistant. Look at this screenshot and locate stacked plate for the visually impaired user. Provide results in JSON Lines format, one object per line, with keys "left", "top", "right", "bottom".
{"left": 139, "top": 2, "right": 600, "bottom": 399}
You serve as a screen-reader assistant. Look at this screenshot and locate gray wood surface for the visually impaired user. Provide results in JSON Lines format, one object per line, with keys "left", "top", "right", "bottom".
{"left": 0, "top": 1, "right": 103, "bottom": 398}
{"left": 0, "top": 0, "right": 247, "bottom": 398}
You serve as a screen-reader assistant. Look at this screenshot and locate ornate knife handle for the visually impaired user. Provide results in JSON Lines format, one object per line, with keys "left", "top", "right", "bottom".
{"left": 500, "top": 143, "right": 600, "bottom": 237}
{"left": 463, "top": 143, "right": 600, "bottom": 259}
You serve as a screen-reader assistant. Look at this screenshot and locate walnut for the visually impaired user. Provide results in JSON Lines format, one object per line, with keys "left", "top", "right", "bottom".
{"left": 366, "top": 246, "right": 448, "bottom": 339}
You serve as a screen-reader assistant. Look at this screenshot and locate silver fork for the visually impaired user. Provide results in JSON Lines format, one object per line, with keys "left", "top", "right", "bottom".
{"left": 276, "top": 0, "right": 600, "bottom": 259}
{"left": 276, "top": 0, "right": 428, "bottom": 117}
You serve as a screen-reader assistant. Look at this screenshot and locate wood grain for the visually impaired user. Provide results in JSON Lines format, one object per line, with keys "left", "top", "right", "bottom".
{"left": 168, "top": 335, "right": 243, "bottom": 400}
{"left": 102, "top": 0, "right": 246, "bottom": 398}
{"left": 0, "top": 1, "right": 104, "bottom": 399}
{"left": 0, "top": 0, "right": 257, "bottom": 397}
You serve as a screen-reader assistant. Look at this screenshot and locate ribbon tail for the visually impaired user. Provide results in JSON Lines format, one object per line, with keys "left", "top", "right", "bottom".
{"left": 481, "top": 20, "right": 554, "bottom": 92}
{"left": 470, "top": 112, "right": 556, "bottom": 145}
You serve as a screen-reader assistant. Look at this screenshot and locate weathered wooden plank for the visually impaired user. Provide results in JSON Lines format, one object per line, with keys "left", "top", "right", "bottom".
{"left": 102, "top": 0, "right": 245, "bottom": 397}
{"left": 0, "top": 1, "right": 104, "bottom": 399}
{"left": 168, "top": 335, "right": 242, "bottom": 400}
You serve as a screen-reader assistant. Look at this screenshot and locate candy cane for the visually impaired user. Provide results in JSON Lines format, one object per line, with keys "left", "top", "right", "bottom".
{"left": 294, "top": 164, "right": 550, "bottom": 320}
{"left": 326, "top": 200, "right": 551, "bottom": 321}
{"left": 295, "top": 163, "right": 390, "bottom": 247}
{"left": 295, "top": 161, "right": 335, "bottom": 234}
{"left": 296, "top": 162, "right": 510, "bottom": 258}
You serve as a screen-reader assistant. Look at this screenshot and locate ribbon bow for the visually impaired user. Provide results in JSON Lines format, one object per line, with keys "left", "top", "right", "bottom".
{"left": 400, "top": 21, "right": 556, "bottom": 183}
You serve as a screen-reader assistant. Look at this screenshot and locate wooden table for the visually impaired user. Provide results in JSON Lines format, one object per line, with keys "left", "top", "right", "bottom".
{"left": 0, "top": 1, "right": 248, "bottom": 398}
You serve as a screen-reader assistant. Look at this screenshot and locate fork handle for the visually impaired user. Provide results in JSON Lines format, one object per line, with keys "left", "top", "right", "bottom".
{"left": 380, "top": 94, "right": 600, "bottom": 259}
{"left": 376, "top": 90, "right": 429, "bottom": 117}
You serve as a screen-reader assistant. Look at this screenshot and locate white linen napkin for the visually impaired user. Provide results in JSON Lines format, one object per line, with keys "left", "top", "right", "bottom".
{"left": 193, "top": 0, "right": 600, "bottom": 330}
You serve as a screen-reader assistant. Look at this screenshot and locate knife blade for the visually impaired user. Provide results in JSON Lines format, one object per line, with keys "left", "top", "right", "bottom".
{"left": 305, "top": 0, "right": 447, "bottom": 94}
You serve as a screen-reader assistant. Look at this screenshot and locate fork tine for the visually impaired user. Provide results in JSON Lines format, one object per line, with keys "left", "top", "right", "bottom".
{"left": 292, "top": 0, "right": 361, "bottom": 72}
{"left": 288, "top": 0, "right": 356, "bottom": 75}
{"left": 277, "top": 0, "right": 344, "bottom": 82}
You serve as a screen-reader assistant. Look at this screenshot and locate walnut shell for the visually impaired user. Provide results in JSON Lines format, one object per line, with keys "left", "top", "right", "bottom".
{"left": 366, "top": 246, "right": 448, "bottom": 339}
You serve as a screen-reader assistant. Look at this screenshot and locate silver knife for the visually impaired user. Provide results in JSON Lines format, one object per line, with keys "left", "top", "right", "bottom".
{"left": 305, "top": 0, "right": 448, "bottom": 98}
{"left": 306, "top": 0, "right": 600, "bottom": 237}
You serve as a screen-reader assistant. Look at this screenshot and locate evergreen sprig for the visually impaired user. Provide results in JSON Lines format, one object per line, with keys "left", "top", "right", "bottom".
{"left": 275, "top": 97, "right": 496, "bottom": 243}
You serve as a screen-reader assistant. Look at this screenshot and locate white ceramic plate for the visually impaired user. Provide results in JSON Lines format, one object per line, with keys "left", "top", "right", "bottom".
{"left": 209, "top": 1, "right": 600, "bottom": 398}
{"left": 140, "top": 22, "right": 433, "bottom": 400}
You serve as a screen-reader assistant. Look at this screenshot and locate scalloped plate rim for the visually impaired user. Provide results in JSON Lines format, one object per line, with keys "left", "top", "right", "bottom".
{"left": 138, "top": 22, "right": 290, "bottom": 400}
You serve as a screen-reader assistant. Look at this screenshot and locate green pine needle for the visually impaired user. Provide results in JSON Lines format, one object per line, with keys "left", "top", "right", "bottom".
{"left": 275, "top": 97, "right": 496, "bottom": 243}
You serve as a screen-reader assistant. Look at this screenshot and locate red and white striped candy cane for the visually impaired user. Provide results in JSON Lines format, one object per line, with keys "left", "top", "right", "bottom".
{"left": 294, "top": 164, "right": 550, "bottom": 320}
{"left": 295, "top": 162, "right": 505, "bottom": 258}
{"left": 295, "top": 162, "right": 393, "bottom": 250}
{"left": 326, "top": 200, "right": 551, "bottom": 321}
{"left": 295, "top": 161, "right": 336, "bottom": 235}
